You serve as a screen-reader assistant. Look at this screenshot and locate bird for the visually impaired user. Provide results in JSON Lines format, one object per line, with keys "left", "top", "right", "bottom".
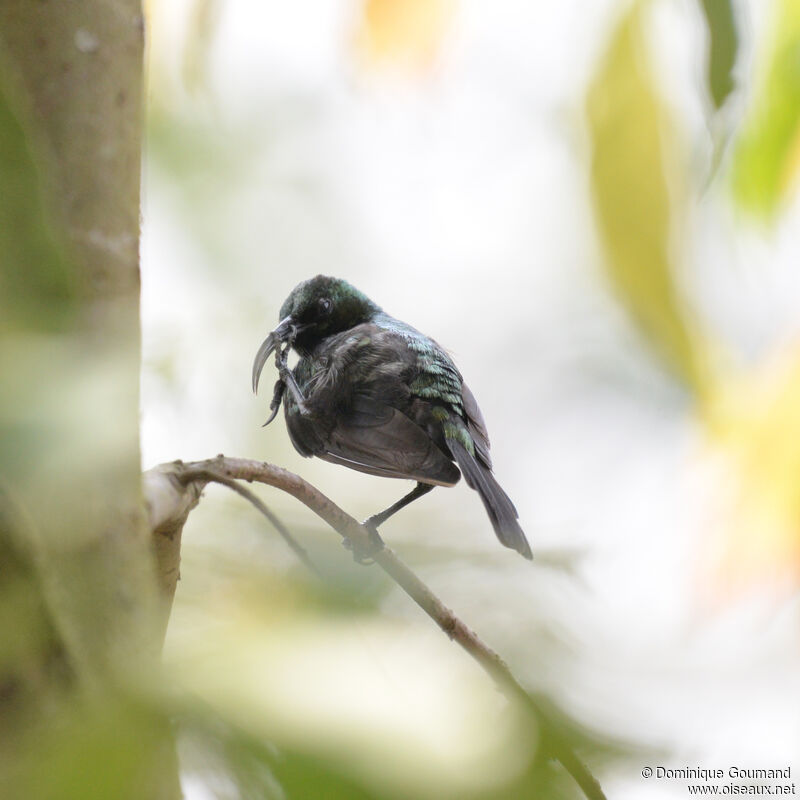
{"left": 251, "top": 275, "right": 532, "bottom": 560}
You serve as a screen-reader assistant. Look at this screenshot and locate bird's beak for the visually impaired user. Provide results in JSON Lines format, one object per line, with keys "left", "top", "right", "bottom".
{"left": 252, "top": 315, "right": 295, "bottom": 394}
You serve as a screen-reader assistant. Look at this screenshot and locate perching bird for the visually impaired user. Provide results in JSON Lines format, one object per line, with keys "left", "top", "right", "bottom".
{"left": 252, "top": 275, "right": 532, "bottom": 559}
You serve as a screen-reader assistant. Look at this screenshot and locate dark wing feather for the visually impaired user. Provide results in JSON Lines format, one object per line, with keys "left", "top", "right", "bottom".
{"left": 289, "top": 394, "right": 460, "bottom": 486}
{"left": 284, "top": 322, "right": 463, "bottom": 486}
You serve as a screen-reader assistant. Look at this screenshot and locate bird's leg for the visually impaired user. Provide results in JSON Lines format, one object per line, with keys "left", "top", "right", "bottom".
{"left": 365, "top": 482, "right": 435, "bottom": 529}
{"left": 345, "top": 482, "right": 435, "bottom": 564}
{"left": 274, "top": 340, "right": 310, "bottom": 416}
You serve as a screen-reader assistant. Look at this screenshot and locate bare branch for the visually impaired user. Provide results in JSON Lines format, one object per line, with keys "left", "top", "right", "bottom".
{"left": 145, "top": 455, "right": 607, "bottom": 800}
{"left": 177, "top": 467, "right": 320, "bottom": 576}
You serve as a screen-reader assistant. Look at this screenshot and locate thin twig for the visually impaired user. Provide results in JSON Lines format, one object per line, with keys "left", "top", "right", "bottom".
{"left": 178, "top": 467, "right": 320, "bottom": 577}
{"left": 172, "top": 456, "right": 607, "bottom": 800}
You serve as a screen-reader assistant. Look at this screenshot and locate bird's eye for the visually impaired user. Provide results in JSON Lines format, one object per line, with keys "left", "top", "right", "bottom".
{"left": 318, "top": 297, "right": 332, "bottom": 315}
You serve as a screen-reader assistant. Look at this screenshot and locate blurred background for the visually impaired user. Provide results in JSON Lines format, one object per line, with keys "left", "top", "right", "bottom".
{"left": 141, "top": 0, "right": 800, "bottom": 797}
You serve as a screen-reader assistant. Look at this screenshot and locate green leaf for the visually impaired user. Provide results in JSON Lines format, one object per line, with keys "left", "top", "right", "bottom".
{"left": 586, "top": 3, "right": 711, "bottom": 397}
{"left": 699, "top": 0, "right": 739, "bottom": 110}
{"left": 730, "top": 0, "right": 800, "bottom": 218}
{"left": 6, "top": 696, "right": 179, "bottom": 800}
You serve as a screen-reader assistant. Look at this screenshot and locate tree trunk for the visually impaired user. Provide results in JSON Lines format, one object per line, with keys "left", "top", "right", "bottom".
{"left": 0, "top": 2, "right": 180, "bottom": 797}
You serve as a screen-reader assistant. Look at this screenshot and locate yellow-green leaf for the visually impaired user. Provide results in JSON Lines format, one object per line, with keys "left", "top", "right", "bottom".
{"left": 586, "top": 3, "right": 711, "bottom": 398}
{"left": 730, "top": 0, "right": 800, "bottom": 218}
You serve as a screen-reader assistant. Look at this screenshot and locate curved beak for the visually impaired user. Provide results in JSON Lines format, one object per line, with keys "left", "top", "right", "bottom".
{"left": 252, "top": 315, "right": 295, "bottom": 394}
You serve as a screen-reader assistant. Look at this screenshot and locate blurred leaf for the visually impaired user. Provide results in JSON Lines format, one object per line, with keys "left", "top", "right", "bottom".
{"left": 221, "top": 728, "right": 381, "bottom": 800}
{"left": 586, "top": 3, "right": 712, "bottom": 398}
{"left": 730, "top": 0, "right": 800, "bottom": 218}
{"left": 703, "top": 343, "right": 800, "bottom": 597}
{"left": 699, "top": 0, "right": 739, "bottom": 110}
{"left": 6, "top": 695, "right": 179, "bottom": 800}
{"left": 180, "top": 694, "right": 621, "bottom": 800}
{"left": 183, "top": 709, "right": 396, "bottom": 800}
{"left": 183, "top": 0, "right": 221, "bottom": 94}
{"left": 354, "top": 0, "right": 457, "bottom": 75}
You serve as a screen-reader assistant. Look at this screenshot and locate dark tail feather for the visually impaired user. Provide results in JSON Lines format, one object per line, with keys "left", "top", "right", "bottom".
{"left": 450, "top": 440, "right": 532, "bottom": 560}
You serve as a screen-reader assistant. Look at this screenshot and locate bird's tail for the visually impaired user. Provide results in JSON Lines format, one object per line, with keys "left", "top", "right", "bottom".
{"left": 449, "top": 440, "right": 532, "bottom": 560}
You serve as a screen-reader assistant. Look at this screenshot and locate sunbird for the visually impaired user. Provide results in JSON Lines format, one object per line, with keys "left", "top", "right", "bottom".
{"left": 252, "top": 275, "right": 532, "bottom": 559}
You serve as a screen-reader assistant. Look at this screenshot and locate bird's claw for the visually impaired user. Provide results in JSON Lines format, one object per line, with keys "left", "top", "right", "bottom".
{"left": 262, "top": 379, "right": 285, "bottom": 427}
{"left": 342, "top": 521, "right": 384, "bottom": 565}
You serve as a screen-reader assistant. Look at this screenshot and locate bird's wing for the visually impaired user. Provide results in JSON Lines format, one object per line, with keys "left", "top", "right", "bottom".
{"left": 319, "top": 395, "right": 461, "bottom": 486}
{"left": 284, "top": 323, "right": 462, "bottom": 485}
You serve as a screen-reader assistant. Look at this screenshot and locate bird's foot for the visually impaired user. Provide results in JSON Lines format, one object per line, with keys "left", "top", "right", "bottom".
{"left": 342, "top": 520, "right": 384, "bottom": 565}
{"left": 274, "top": 348, "right": 293, "bottom": 386}
{"left": 274, "top": 344, "right": 312, "bottom": 417}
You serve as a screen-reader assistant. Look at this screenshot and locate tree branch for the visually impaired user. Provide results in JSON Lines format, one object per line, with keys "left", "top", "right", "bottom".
{"left": 144, "top": 455, "right": 607, "bottom": 800}
{"left": 177, "top": 467, "right": 320, "bottom": 577}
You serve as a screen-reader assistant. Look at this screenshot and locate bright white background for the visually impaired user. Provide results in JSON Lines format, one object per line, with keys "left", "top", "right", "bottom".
{"left": 141, "top": 2, "right": 800, "bottom": 797}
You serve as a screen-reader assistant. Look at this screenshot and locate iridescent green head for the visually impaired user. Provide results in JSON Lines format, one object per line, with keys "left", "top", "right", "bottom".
{"left": 278, "top": 275, "right": 380, "bottom": 345}
{"left": 252, "top": 275, "right": 381, "bottom": 393}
